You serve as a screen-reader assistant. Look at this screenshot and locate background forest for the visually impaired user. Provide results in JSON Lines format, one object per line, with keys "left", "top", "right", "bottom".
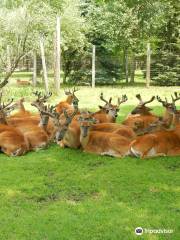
{"left": 0, "top": 0, "right": 179, "bottom": 88}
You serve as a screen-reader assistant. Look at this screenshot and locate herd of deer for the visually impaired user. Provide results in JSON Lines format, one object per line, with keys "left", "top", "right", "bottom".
{"left": 0, "top": 85, "right": 180, "bottom": 158}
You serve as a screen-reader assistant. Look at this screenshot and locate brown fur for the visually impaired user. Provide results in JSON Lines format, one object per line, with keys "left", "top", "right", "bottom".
{"left": 80, "top": 129, "right": 131, "bottom": 157}
{"left": 130, "top": 130, "right": 180, "bottom": 158}
{"left": 0, "top": 124, "right": 29, "bottom": 156}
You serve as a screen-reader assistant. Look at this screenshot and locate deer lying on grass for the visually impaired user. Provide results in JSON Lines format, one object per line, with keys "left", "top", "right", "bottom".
{"left": 31, "top": 91, "right": 56, "bottom": 139}
{"left": 7, "top": 92, "right": 53, "bottom": 151}
{"left": 157, "top": 92, "right": 180, "bottom": 127}
{"left": 92, "top": 93, "right": 128, "bottom": 123}
{"left": 0, "top": 95, "right": 29, "bottom": 156}
{"left": 123, "top": 94, "right": 159, "bottom": 132}
{"left": 56, "top": 87, "right": 79, "bottom": 114}
{"left": 41, "top": 98, "right": 79, "bottom": 146}
{"left": 0, "top": 125, "right": 29, "bottom": 156}
{"left": 140, "top": 92, "right": 180, "bottom": 134}
{"left": 56, "top": 106, "right": 137, "bottom": 149}
{"left": 78, "top": 112, "right": 131, "bottom": 157}
{"left": 16, "top": 79, "right": 30, "bottom": 85}
{"left": 130, "top": 98, "right": 180, "bottom": 158}
{"left": 9, "top": 91, "right": 53, "bottom": 128}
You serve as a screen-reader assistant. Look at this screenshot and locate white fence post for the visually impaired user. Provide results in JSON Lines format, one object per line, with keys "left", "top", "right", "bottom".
{"left": 92, "top": 45, "right": 96, "bottom": 88}
{"left": 32, "top": 51, "right": 37, "bottom": 87}
{"left": 54, "top": 16, "right": 61, "bottom": 94}
{"left": 40, "top": 35, "right": 49, "bottom": 93}
{"left": 146, "top": 42, "right": 151, "bottom": 88}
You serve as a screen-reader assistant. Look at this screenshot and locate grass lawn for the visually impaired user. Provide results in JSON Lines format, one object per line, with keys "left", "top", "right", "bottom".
{"left": 0, "top": 101, "right": 180, "bottom": 239}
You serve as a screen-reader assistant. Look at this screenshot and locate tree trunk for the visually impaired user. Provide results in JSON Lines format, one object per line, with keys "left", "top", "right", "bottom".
{"left": 37, "top": 55, "right": 42, "bottom": 76}
{"left": 124, "top": 48, "right": 129, "bottom": 83}
{"left": 6, "top": 45, "right": 11, "bottom": 73}
{"left": 39, "top": 36, "right": 49, "bottom": 93}
{"left": 32, "top": 51, "right": 37, "bottom": 87}
{"left": 54, "top": 16, "right": 61, "bottom": 94}
{"left": 146, "top": 42, "right": 151, "bottom": 88}
{"left": 92, "top": 45, "right": 96, "bottom": 88}
{"left": 130, "top": 53, "right": 135, "bottom": 83}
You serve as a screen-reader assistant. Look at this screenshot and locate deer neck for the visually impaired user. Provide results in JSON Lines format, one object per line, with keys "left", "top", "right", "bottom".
{"left": 172, "top": 112, "right": 180, "bottom": 127}
{"left": 80, "top": 128, "right": 90, "bottom": 148}
{"left": 0, "top": 112, "right": 8, "bottom": 125}
{"left": 38, "top": 116, "right": 49, "bottom": 133}
{"left": 66, "top": 96, "right": 73, "bottom": 104}
{"left": 0, "top": 118, "right": 7, "bottom": 125}
{"left": 163, "top": 109, "right": 173, "bottom": 127}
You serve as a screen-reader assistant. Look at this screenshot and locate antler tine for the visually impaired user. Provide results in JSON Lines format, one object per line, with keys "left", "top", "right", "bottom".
{"left": 2, "top": 98, "right": 14, "bottom": 110}
{"left": 171, "top": 92, "right": 180, "bottom": 103}
{"left": 73, "top": 87, "right": 79, "bottom": 94}
{"left": 33, "top": 91, "right": 52, "bottom": 104}
{"left": 118, "top": 94, "right": 128, "bottom": 105}
{"left": 109, "top": 97, "right": 112, "bottom": 103}
{"left": 142, "top": 96, "right": 155, "bottom": 105}
{"left": 64, "top": 89, "right": 72, "bottom": 95}
{"left": 49, "top": 104, "right": 56, "bottom": 112}
{"left": 100, "top": 92, "right": 108, "bottom": 104}
{"left": 136, "top": 94, "right": 143, "bottom": 104}
{"left": 33, "top": 91, "right": 42, "bottom": 99}
{"left": 156, "top": 96, "right": 168, "bottom": 106}
{"left": 42, "top": 92, "right": 52, "bottom": 102}
{"left": 39, "top": 104, "right": 57, "bottom": 118}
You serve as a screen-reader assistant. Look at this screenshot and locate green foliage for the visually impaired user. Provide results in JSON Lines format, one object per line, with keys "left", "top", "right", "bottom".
{"left": 152, "top": 0, "right": 180, "bottom": 86}
{"left": 0, "top": 0, "right": 179, "bottom": 86}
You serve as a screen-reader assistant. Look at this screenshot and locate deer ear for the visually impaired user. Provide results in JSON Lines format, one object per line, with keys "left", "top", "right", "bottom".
{"left": 99, "top": 105, "right": 103, "bottom": 109}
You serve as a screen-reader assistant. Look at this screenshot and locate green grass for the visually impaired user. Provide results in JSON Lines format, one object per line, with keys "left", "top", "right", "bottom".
{"left": 0, "top": 102, "right": 180, "bottom": 239}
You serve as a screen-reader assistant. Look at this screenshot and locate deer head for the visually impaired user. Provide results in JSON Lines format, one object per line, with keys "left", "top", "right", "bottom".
{"left": 131, "top": 94, "right": 155, "bottom": 115}
{"left": 99, "top": 93, "right": 127, "bottom": 119}
{"left": 78, "top": 112, "right": 97, "bottom": 138}
{"left": 64, "top": 87, "right": 79, "bottom": 104}
{"left": 157, "top": 92, "right": 180, "bottom": 114}
{"left": 41, "top": 97, "right": 79, "bottom": 142}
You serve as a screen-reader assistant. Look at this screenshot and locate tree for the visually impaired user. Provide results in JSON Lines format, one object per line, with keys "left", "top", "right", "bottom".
{"left": 151, "top": 0, "right": 180, "bottom": 86}
{"left": 0, "top": 5, "right": 31, "bottom": 85}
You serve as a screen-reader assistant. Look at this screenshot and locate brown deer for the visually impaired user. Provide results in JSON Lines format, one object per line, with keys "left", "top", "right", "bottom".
{"left": 123, "top": 94, "right": 159, "bottom": 132}
{"left": 0, "top": 125, "right": 29, "bottom": 156}
{"left": 157, "top": 92, "right": 180, "bottom": 127}
{"left": 92, "top": 93, "right": 128, "bottom": 123}
{"left": 130, "top": 99, "right": 180, "bottom": 158}
{"left": 41, "top": 97, "right": 79, "bottom": 146}
{"left": 31, "top": 91, "right": 55, "bottom": 139}
{"left": 0, "top": 94, "right": 29, "bottom": 156}
{"left": 56, "top": 87, "right": 79, "bottom": 114}
{"left": 56, "top": 106, "right": 137, "bottom": 149}
{"left": 78, "top": 112, "right": 131, "bottom": 157}
{"left": 7, "top": 92, "right": 53, "bottom": 151}
{"left": 16, "top": 79, "right": 30, "bottom": 85}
